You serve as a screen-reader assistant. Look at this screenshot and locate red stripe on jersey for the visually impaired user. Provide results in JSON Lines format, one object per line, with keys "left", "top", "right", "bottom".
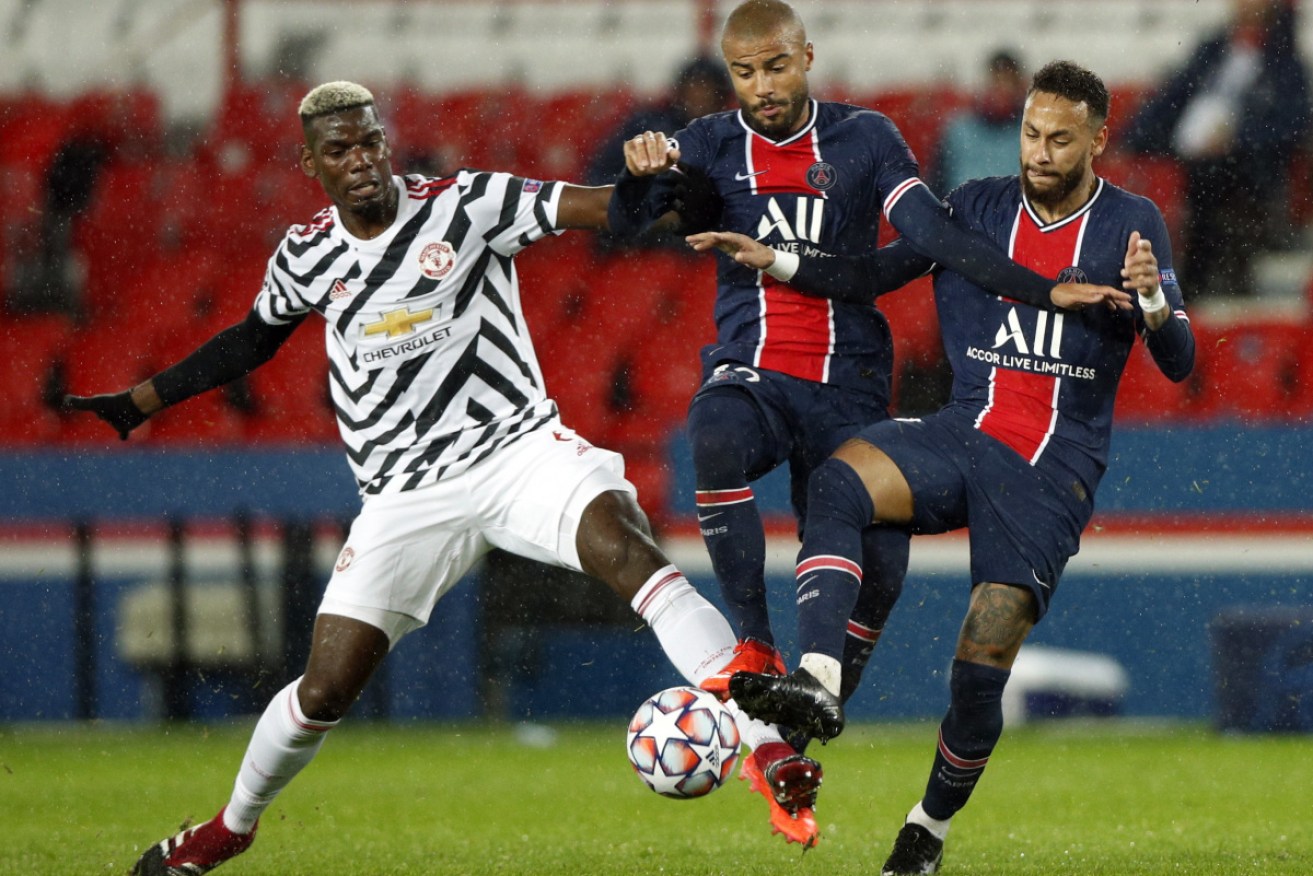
{"left": 695, "top": 487, "right": 755, "bottom": 507}
{"left": 755, "top": 275, "right": 834, "bottom": 382}
{"left": 976, "top": 367, "right": 1060, "bottom": 462}
{"left": 746, "top": 128, "right": 826, "bottom": 196}
{"left": 882, "top": 177, "right": 922, "bottom": 218}
{"left": 1009, "top": 205, "right": 1087, "bottom": 281}
{"left": 796, "top": 554, "right": 862, "bottom": 581}
{"left": 408, "top": 177, "right": 457, "bottom": 201}
{"left": 976, "top": 207, "right": 1087, "bottom": 461}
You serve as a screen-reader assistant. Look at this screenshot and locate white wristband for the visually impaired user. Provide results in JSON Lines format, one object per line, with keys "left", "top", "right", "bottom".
{"left": 1138, "top": 285, "right": 1167, "bottom": 313}
{"left": 765, "top": 249, "right": 799, "bottom": 282}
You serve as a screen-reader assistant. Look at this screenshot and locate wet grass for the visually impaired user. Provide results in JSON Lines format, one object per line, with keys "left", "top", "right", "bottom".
{"left": 1, "top": 719, "right": 1310, "bottom": 875}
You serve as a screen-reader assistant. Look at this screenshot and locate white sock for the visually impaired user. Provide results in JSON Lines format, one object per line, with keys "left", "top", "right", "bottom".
{"left": 800, "top": 652, "right": 843, "bottom": 697}
{"left": 725, "top": 698, "right": 787, "bottom": 751}
{"left": 630, "top": 565, "right": 736, "bottom": 686}
{"left": 907, "top": 800, "right": 952, "bottom": 841}
{"left": 223, "top": 678, "right": 338, "bottom": 834}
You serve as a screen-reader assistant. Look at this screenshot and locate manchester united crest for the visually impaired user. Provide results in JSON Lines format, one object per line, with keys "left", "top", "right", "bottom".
{"left": 418, "top": 241, "right": 456, "bottom": 280}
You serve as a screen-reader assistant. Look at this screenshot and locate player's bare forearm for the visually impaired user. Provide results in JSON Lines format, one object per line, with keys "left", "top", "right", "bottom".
{"left": 130, "top": 380, "right": 164, "bottom": 415}
{"left": 557, "top": 184, "right": 613, "bottom": 230}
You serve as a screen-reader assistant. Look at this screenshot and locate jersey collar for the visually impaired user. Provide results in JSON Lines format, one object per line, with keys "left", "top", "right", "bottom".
{"left": 1020, "top": 176, "right": 1104, "bottom": 231}
{"left": 736, "top": 98, "right": 819, "bottom": 147}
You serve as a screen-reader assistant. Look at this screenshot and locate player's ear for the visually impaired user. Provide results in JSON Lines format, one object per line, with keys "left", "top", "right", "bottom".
{"left": 804, "top": 42, "right": 814, "bottom": 72}
{"left": 299, "top": 143, "right": 318, "bottom": 179}
{"left": 1091, "top": 124, "right": 1108, "bottom": 159}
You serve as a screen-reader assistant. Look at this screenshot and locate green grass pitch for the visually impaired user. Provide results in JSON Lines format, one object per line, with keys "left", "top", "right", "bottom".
{"left": 2, "top": 720, "right": 1310, "bottom": 875}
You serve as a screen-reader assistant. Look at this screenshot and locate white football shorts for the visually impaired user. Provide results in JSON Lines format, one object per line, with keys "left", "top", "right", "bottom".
{"left": 318, "top": 421, "right": 635, "bottom": 646}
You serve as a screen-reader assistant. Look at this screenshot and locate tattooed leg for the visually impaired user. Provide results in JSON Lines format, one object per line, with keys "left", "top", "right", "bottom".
{"left": 955, "top": 582, "right": 1036, "bottom": 669}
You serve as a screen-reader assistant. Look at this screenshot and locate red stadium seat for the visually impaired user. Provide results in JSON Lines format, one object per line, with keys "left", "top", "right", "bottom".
{"left": 1114, "top": 336, "right": 1196, "bottom": 424}
{"left": 243, "top": 321, "right": 339, "bottom": 444}
{"left": 1205, "top": 321, "right": 1313, "bottom": 421}
{"left": 0, "top": 314, "right": 74, "bottom": 444}
{"left": 1098, "top": 154, "right": 1186, "bottom": 249}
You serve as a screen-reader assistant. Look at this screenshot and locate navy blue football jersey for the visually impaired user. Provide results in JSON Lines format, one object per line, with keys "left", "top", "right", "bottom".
{"left": 934, "top": 176, "right": 1190, "bottom": 494}
{"left": 652, "top": 100, "right": 922, "bottom": 400}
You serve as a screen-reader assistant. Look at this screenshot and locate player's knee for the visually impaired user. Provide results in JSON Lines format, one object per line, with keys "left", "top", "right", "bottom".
{"left": 687, "top": 393, "right": 758, "bottom": 483}
{"left": 807, "top": 458, "right": 875, "bottom": 530}
{"left": 576, "top": 490, "right": 663, "bottom": 595}
{"left": 296, "top": 677, "right": 356, "bottom": 723}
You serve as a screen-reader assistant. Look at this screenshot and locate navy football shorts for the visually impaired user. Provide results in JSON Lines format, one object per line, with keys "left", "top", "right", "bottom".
{"left": 854, "top": 410, "right": 1093, "bottom": 620}
{"left": 692, "top": 361, "right": 888, "bottom": 527}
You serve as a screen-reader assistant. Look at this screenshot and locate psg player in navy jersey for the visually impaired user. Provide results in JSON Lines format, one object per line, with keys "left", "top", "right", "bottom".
{"left": 610, "top": 0, "right": 1127, "bottom": 846}
{"left": 721, "top": 61, "right": 1195, "bottom": 874}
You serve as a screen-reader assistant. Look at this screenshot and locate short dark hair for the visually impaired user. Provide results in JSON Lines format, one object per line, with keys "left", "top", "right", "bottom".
{"left": 1028, "top": 60, "right": 1109, "bottom": 126}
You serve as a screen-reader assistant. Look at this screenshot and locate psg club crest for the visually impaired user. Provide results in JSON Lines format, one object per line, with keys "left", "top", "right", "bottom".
{"left": 418, "top": 241, "right": 456, "bottom": 280}
{"left": 1057, "top": 266, "right": 1088, "bottom": 284}
{"left": 806, "top": 161, "right": 837, "bottom": 191}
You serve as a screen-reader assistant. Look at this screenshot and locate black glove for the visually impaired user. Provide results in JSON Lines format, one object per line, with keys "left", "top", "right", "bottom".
{"left": 63, "top": 391, "right": 149, "bottom": 440}
{"left": 670, "top": 162, "right": 722, "bottom": 234}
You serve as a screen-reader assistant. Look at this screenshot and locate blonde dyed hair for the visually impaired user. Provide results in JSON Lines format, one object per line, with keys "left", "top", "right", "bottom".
{"left": 298, "top": 81, "right": 375, "bottom": 121}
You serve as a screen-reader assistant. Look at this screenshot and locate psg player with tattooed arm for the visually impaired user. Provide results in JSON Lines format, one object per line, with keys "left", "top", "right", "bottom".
{"left": 718, "top": 61, "right": 1195, "bottom": 874}
{"left": 63, "top": 81, "right": 780, "bottom": 875}
{"left": 611, "top": 0, "right": 1128, "bottom": 846}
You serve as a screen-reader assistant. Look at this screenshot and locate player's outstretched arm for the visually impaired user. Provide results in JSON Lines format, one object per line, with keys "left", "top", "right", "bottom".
{"left": 889, "top": 183, "right": 1131, "bottom": 312}
{"left": 62, "top": 385, "right": 158, "bottom": 440}
{"left": 63, "top": 310, "right": 302, "bottom": 440}
{"left": 556, "top": 184, "right": 613, "bottom": 230}
{"left": 1122, "top": 230, "right": 1195, "bottom": 382}
{"left": 685, "top": 231, "right": 931, "bottom": 302}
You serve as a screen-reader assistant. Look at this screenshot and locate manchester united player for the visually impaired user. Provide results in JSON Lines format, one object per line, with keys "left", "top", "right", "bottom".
{"left": 64, "top": 81, "right": 755, "bottom": 875}
{"left": 723, "top": 61, "right": 1195, "bottom": 874}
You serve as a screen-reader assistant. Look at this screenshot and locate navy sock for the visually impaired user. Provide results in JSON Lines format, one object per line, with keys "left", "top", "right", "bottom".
{"left": 695, "top": 485, "right": 769, "bottom": 642}
{"left": 922, "top": 658, "right": 1011, "bottom": 821}
{"left": 688, "top": 393, "right": 774, "bottom": 644}
{"left": 840, "top": 524, "right": 909, "bottom": 701}
{"left": 794, "top": 458, "right": 875, "bottom": 663}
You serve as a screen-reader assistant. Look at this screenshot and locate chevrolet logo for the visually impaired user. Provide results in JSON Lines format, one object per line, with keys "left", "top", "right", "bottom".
{"left": 362, "top": 306, "right": 435, "bottom": 338}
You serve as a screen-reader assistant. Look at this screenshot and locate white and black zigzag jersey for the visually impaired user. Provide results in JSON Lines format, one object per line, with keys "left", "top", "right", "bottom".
{"left": 253, "top": 171, "right": 564, "bottom": 495}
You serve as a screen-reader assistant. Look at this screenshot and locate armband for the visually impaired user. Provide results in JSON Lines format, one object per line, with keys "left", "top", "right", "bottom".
{"left": 1138, "top": 285, "right": 1168, "bottom": 314}
{"left": 765, "top": 250, "right": 800, "bottom": 282}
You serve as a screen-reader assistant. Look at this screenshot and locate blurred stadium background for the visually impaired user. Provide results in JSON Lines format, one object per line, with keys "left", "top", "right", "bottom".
{"left": 1, "top": 0, "right": 1310, "bottom": 731}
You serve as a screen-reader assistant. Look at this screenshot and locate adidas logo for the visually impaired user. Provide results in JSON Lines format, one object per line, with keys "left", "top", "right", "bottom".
{"left": 329, "top": 279, "right": 352, "bottom": 300}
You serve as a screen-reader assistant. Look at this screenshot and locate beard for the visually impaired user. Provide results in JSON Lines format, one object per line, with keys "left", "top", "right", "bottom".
{"left": 1020, "top": 157, "right": 1087, "bottom": 208}
{"left": 744, "top": 91, "right": 809, "bottom": 139}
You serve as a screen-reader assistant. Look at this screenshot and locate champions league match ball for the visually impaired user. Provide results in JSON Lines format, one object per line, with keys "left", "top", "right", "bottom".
{"left": 625, "top": 686, "right": 741, "bottom": 799}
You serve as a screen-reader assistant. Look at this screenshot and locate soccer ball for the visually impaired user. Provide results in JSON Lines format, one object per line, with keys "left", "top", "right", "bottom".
{"left": 625, "top": 686, "right": 741, "bottom": 799}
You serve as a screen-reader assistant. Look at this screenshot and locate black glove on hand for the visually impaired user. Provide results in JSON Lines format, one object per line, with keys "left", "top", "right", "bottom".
{"left": 670, "top": 162, "right": 722, "bottom": 235}
{"left": 63, "top": 391, "right": 149, "bottom": 440}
